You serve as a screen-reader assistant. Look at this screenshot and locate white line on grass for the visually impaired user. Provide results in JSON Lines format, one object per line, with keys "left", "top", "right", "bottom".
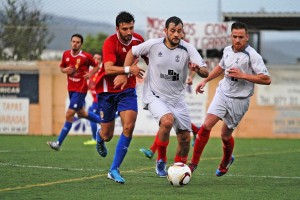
{"left": 1, "top": 162, "right": 299, "bottom": 180}
{"left": 0, "top": 162, "right": 105, "bottom": 172}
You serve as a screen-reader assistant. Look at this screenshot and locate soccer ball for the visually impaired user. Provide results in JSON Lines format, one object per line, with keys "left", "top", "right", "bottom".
{"left": 167, "top": 162, "right": 192, "bottom": 187}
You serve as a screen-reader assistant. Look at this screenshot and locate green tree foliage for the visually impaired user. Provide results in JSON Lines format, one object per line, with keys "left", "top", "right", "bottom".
{"left": 0, "top": 0, "right": 53, "bottom": 60}
{"left": 82, "top": 33, "right": 108, "bottom": 55}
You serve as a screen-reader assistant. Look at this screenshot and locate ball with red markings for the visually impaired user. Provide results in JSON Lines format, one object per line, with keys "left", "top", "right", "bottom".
{"left": 167, "top": 162, "right": 192, "bottom": 187}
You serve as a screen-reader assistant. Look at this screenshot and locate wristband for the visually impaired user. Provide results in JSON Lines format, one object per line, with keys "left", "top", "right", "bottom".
{"left": 124, "top": 66, "right": 130, "bottom": 74}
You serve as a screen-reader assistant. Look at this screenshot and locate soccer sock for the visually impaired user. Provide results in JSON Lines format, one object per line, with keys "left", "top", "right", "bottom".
{"left": 57, "top": 121, "right": 72, "bottom": 145}
{"left": 150, "top": 132, "right": 159, "bottom": 153}
{"left": 191, "top": 123, "right": 199, "bottom": 135}
{"left": 96, "top": 128, "right": 102, "bottom": 142}
{"left": 191, "top": 126, "right": 211, "bottom": 165}
{"left": 87, "top": 111, "right": 101, "bottom": 123}
{"left": 174, "top": 155, "right": 188, "bottom": 164}
{"left": 110, "top": 133, "right": 132, "bottom": 171}
{"left": 90, "top": 122, "right": 97, "bottom": 140}
{"left": 156, "top": 138, "right": 169, "bottom": 162}
{"left": 221, "top": 136, "right": 235, "bottom": 164}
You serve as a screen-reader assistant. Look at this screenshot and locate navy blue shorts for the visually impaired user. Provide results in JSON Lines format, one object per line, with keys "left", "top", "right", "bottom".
{"left": 97, "top": 88, "right": 137, "bottom": 123}
{"left": 68, "top": 92, "right": 86, "bottom": 111}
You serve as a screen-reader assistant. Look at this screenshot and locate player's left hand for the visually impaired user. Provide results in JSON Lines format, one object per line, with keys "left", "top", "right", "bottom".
{"left": 114, "top": 74, "right": 128, "bottom": 90}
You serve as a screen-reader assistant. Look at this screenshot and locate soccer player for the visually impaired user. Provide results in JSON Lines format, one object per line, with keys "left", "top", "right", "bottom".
{"left": 94, "top": 11, "right": 148, "bottom": 184}
{"left": 83, "top": 53, "right": 102, "bottom": 145}
{"left": 188, "top": 22, "right": 271, "bottom": 176}
{"left": 47, "top": 34, "right": 101, "bottom": 151}
{"left": 124, "top": 16, "right": 208, "bottom": 177}
{"left": 139, "top": 30, "right": 200, "bottom": 159}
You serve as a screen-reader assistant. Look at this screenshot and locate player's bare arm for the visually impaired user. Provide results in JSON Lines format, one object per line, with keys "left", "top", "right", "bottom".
{"left": 104, "top": 61, "right": 129, "bottom": 75}
{"left": 189, "top": 62, "right": 209, "bottom": 78}
{"left": 61, "top": 66, "right": 74, "bottom": 75}
{"left": 226, "top": 68, "right": 271, "bottom": 85}
{"left": 195, "top": 65, "right": 223, "bottom": 94}
{"left": 124, "top": 49, "right": 145, "bottom": 79}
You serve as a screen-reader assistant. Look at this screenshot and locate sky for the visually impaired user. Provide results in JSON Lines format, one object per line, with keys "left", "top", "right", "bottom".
{"left": 36, "top": 0, "right": 300, "bottom": 41}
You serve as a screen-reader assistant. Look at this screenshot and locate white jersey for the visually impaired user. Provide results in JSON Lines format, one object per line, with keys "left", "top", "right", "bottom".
{"left": 132, "top": 37, "right": 207, "bottom": 105}
{"left": 219, "top": 45, "right": 270, "bottom": 98}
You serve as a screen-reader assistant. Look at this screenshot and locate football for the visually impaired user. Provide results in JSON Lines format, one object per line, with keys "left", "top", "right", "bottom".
{"left": 167, "top": 162, "right": 192, "bottom": 187}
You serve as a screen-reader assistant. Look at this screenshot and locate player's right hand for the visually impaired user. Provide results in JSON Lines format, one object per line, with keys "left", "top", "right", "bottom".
{"left": 130, "top": 58, "right": 145, "bottom": 79}
{"left": 195, "top": 81, "right": 206, "bottom": 94}
{"left": 64, "top": 66, "right": 75, "bottom": 75}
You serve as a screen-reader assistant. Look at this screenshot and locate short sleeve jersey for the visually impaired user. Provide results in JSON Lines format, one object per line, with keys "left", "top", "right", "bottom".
{"left": 131, "top": 37, "right": 207, "bottom": 104}
{"left": 95, "top": 33, "right": 145, "bottom": 93}
{"left": 60, "top": 50, "right": 97, "bottom": 93}
{"left": 218, "top": 45, "right": 270, "bottom": 98}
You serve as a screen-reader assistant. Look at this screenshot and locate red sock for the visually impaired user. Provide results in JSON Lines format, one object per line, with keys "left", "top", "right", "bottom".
{"left": 156, "top": 138, "right": 169, "bottom": 162}
{"left": 221, "top": 136, "right": 234, "bottom": 164}
{"left": 191, "top": 126, "right": 211, "bottom": 165}
{"left": 191, "top": 123, "right": 199, "bottom": 135}
{"left": 174, "top": 155, "right": 188, "bottom": 164}
{"left": 150, "top": 132, "right": 158, "bottom": 153}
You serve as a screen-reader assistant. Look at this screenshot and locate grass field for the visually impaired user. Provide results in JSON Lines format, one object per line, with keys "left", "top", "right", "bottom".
{"left": 0, "top": 135, "right": 299, "bottom": 200}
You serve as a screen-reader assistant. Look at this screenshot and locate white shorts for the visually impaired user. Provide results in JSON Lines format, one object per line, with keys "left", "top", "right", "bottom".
{"left": 207, "top": 89, "right": 250, "bottom": 129}
{"left": 145, "top": 96, "right": 192, "bottom": 133}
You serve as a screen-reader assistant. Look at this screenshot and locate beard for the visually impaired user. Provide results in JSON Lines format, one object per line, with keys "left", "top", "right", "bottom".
{"left": 120, "top": 33, "right": 132, "bottom": 43}
{"left": 167, "top": 36, "right": 180, "bottom": 47}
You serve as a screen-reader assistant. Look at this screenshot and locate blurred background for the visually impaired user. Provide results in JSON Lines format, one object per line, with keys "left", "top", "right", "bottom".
{"left": 0, "top": 0, "right": 299, "bottom": 138}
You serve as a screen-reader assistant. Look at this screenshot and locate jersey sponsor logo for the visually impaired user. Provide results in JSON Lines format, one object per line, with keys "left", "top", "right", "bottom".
{"left": 68, "top": 77, "right": 81, "bottom": 82}
{"left": 160, "top": 70, "right": 179, "bottom": 81}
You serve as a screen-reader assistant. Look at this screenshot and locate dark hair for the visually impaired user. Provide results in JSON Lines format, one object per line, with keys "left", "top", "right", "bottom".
{"left": 71, "top": 33, "right": 84, "bottom": 43}
{"left": 116, "top": 11, "right": 135, "bottom": 27}
{"left": 165, "top": 16, "right": 183, "bottom": 28}
{"left": 231, "top": 22, "right": 248, "bottom": 33}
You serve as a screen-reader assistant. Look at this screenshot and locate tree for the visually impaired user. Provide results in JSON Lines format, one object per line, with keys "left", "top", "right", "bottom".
{"left": 82, "top": 33, "right": 108, "bottom": 55}
{"left": 0, "top": 0, "right": 53, "bottom": 60}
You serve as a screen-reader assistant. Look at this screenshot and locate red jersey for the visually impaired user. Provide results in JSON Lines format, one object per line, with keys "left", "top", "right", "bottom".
{"left": 88, "top": 68, "right": 100, "bottom": 102}
{"left": 60, "top": 50, "right": 97, "bottom": 93}
{"left": 95, "top": 33, "right": 145, "bottom": 93}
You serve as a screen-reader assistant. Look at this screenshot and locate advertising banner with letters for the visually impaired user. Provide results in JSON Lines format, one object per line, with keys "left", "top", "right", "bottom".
{"left": 0, "top": 98, "right": 29, "bottom": 134}
{"left": 0, "top": 70, "right": 39, "bottom": 104}
{"left": 146, "top": 17, "right": 232, "bottom": 50}
{"left": 257, "top": 69, "right": 300, "bottom": 134}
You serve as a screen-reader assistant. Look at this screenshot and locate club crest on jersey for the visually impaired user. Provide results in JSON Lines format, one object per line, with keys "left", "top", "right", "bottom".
{"left": 158, "top": 52, "right": 163, "bottom": 57}
{"left": 175, "top": 55, "right": 180, "bottom": 62}
{"left": 100, "top": 111, "right": 104, "bottom": 119}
